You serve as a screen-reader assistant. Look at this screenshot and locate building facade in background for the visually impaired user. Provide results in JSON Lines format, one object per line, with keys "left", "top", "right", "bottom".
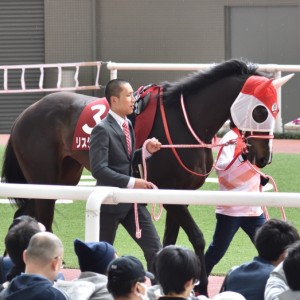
{"left": 0, "top": 0, "right": 299, "bottom": 132}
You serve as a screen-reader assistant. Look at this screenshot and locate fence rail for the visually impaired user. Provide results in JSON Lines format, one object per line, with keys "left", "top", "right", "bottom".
{"left": 0, "top": 183, "right": 299, "bottom": 242}
{"left": 0, "top": 61, "right": 102, "bottom": 93}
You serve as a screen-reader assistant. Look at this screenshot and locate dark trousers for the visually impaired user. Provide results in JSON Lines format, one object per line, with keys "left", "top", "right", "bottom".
{"left": 205, "top": 213, "right": 265, "bottom": 276}
{"left": 100, "top": 204, "right": 162, "bottom": 274}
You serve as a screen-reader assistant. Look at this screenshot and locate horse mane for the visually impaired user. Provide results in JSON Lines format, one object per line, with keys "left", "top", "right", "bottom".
{"left": 163, "top": 58, "right": 267, "bottom": 102}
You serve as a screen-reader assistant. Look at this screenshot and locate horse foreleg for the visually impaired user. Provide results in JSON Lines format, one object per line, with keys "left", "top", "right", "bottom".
{"left": 33, "top": 199, "right": 56, "bottom": 232}
{"left": 12, "top": 198, "right": 55, "bottom": 231}
{"left": 13, "top": 199, "right": 36, "bottom": 219}
{"left": 163, "top": 208, "right": 180, "bottom": 246}
{"left": 163, "top": 204, "right": 208, "bottom": 296}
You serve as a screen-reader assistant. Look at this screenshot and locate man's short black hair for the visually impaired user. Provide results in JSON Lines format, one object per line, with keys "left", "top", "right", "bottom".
{"left": 5, "top": 217, "right": 41, "bottom": 280}
{"left": 255, "top": 219, "right": 299, "bottom": 261}
{"left": 154, "top": 245, "right": 201, "bottom": 295}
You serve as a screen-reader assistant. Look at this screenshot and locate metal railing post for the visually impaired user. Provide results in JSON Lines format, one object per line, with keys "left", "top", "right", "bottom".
{"left": 85, "top": 187, "right": 115, "bottom": 242}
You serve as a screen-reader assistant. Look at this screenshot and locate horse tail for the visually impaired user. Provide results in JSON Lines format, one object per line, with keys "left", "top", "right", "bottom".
{"left": 1, "top": 136, "right": 28, "bottom": 208}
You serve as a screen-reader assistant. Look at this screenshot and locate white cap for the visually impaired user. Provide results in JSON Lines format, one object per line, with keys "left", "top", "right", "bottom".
{"left": 212, "top": 291, "right": 246, "bottom": 300}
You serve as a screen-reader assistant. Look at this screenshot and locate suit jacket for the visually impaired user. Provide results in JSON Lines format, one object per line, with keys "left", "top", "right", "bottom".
{"left": 89, "top": 113, "right": 142, "bottom": 214}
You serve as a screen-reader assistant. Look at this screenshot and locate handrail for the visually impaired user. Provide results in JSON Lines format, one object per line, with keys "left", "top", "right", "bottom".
{"left": 0, "top": 183, "right": 299, "bottom": 241}
{"left": 106, "top": 61, "right": 300, "bottom": 73}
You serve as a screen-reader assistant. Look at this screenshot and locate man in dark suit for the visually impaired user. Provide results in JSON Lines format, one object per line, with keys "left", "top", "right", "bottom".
{"left": 89, "top": 79, "right": 162, "bottom": 274}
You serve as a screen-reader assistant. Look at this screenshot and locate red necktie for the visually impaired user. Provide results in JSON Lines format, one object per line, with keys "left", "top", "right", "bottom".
{"left": 122, "top": 120, "right": 131, "bottom": 155}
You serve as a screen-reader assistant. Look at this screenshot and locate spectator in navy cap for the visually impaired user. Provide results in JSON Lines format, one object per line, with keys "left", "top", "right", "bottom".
{"left": 74, "top": 239, "right": 116, "bottom": 274}
{"left": 68, "top": 239, "right": 116, "bottom": 300}
{"left": 107, "top": 255, "right": 154, "bottom": 300}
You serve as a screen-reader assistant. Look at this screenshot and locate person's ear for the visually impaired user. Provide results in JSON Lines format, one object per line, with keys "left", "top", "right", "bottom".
{"left": 132, "top": 282, "right": 140, "bottom": 295}
{"left": 111, "top": 95, "right": 118, "bottom": 105}
{"left": 273, "top": 251, "right": 287, "bottom": 265}
{"left": 184, "top": 278, "right": 194, "bottom": 290}
{"left": 23, "top": 249, "right": 27, "bottom": 264}
{"left": 136, "top": 282, "right": 147, "bottom": 296}
{"left": 51, "top": 257, "right": 60, "bottom": 271}
{"left": 184, "top": 278, "right": 195, "bottom": 296}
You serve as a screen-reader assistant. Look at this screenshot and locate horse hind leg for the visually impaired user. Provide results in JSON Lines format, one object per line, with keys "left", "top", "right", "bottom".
{"left": 1, "top": 137, "right": 25, "bottom": 184}
{"left": 16, "top": 148, "right": 83, "bottom": 232}
{"left": 1, "top": 137, "right": 37, "bottom": 219}
{"left": 33, "top": 156, "right": 84, "bottom": 232}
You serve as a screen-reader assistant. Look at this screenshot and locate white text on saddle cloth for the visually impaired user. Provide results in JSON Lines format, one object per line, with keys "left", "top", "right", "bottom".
{"left": 72, "top": 98, "right": 110, "bottom": 150}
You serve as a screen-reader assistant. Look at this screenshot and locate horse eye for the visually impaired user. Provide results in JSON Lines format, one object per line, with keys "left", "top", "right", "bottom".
{"left": 252, "top": 105, "right": 268, "bottom": 123}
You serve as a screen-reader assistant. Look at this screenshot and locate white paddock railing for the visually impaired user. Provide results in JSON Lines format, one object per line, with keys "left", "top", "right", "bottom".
{"left": 107, "top": 62, "right": 300, "bottom": 133}
{"left": 0, "top": 183, "right": 299, "bottom": 242}
{"left": 0, "top": 61, "right": 103, "bottom": 93}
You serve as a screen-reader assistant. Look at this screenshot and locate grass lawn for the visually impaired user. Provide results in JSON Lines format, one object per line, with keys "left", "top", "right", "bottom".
{"left": 0, "top": 145, "right": 300, "bottom": 275}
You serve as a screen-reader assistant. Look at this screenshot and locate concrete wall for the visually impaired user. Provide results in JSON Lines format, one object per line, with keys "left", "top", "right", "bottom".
{"left": 43, "top": 0, "right": 300, "bottom": 121}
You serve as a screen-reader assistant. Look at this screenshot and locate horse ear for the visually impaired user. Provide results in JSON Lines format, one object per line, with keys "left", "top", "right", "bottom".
{"left": 272, "top": 73, "right": 295, "bottom": 89}
{"left": 254, "top": 78, "right": 274, "bottom": 97}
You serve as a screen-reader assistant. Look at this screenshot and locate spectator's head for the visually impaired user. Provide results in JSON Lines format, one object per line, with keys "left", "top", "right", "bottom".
{"left": 74, "top": 239, "right": 115, "bottom": 274}
{"left": 5, "top": 216, "right": 43, "bottom": 280}
{"left": 107, "top": 256, "right": 153, "bottom": 299}
{"left": 24, "top": 232, "right": 64, "bottom": 282}
{"left": 283, "top": 240, "right": 300, "bottom": 291}
{"left": 154, "top": 245, "right": 201, "bottom": 297}
{"left": 7, "top": 215, "right": 45, "bottom": 232}
{"left": 254, "top": 219, "right": 299, "bottom": 264}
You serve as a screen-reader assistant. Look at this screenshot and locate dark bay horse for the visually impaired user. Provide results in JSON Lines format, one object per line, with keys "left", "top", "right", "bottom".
{"left": 2, "top": 59, "right": 289, "bottom": 294}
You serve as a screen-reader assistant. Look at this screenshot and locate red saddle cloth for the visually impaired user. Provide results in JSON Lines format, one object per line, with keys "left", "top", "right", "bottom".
{"left": 72, "top": 98, "right": 109, "bottom": 150}
{"left": 72, "top": 86, "right": 160, "bottom": 151}
{"left": 134, "top": 85, "right": 160, "bottom": 149}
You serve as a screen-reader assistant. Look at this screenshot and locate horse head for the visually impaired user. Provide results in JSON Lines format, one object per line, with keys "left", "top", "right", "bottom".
{"left": 231, "top": 73, "right": 294, "bottom": 169}
{"left": 244, "top": 131, "right": 272, "bottom": 169}
{"left": 244, "top": 104, "right": 274, "bottom": 168}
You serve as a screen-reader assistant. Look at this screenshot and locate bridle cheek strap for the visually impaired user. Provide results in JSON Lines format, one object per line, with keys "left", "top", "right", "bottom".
{"left": 232, "top": 127, "right": 248, "bottom": 158}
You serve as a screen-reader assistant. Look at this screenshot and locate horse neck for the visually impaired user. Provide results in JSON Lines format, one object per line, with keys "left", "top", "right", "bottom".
{"left": 184, "top": 77, "right": 246, "bottom": 142}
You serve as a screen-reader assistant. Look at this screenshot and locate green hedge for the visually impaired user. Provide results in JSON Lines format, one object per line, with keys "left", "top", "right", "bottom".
{"left": 273, "top": 132, "right": 300, "bottom": 139}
